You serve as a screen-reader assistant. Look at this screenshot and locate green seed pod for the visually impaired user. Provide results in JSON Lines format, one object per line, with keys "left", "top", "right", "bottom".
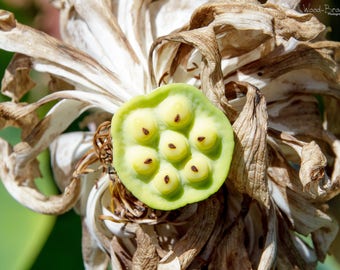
{"left": 111, "top": 83, "right": 234, "bottom": 210}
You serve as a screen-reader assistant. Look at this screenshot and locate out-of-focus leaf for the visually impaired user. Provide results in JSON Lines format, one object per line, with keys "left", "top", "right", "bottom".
{"left": 0, "top": 126, "right": 57, "bottom": 270}
{"left": 317, "top": 255, "right": 340, "bottom": 270}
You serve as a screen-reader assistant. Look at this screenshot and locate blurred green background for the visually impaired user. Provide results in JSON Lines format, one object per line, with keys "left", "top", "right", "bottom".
{"left": 0, "top": 0, "right": 339, "bottom": 269}
{"left": 0, "top": 1, "right": 83, "bottom": 269}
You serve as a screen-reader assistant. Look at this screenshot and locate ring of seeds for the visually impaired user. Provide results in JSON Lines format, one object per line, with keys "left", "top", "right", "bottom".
{"left": 111, "top": 83, "right": 234, "bottom": 210}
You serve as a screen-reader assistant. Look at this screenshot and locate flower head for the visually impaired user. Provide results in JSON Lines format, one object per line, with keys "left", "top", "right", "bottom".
{"left": 1, "top": 0, "right": 340, "bottom": 269}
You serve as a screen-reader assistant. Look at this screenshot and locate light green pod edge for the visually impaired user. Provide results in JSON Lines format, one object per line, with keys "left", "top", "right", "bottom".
{"left": 111, "top": 83, "right": 234, "bottom": 210}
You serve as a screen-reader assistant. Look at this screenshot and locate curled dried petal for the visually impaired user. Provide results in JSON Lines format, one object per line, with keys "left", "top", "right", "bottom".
{"left": 0, "top": 9, "right": 16, "bottom": 31}
{"left": 132, "top": 225, "right": 159, "bottom": 269}
{"left": 211, "top": 218, "right": 252, "bottom": 269}
{"left": 173, "top": 195, "right": 221, "bottom": 268}
{"left": 0, "top": 138, "right": 81, "bottom": 214}
{"left": 299, "top": 141, "right": 328, "bottom": 199}
{"left": 229, "top": 83, "right": 270, "bottom": 207}
{"left": 82, "top": 219, "right": 110, "bottom": 270}
{"left": 1, "top": 53, "right": 35, "bottom": 102}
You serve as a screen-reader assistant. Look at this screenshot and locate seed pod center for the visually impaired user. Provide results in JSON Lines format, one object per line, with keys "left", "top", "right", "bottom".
{"left": 168, "top": 143, "right": 176, "bottom": 149}
{"left": 197, "top": 136, "right": 205, "bottom": 142}
{"left": 174, "top": 114, "right": 181, "bottom": 123}
{"left": 144, "top": 158, "right": 153, "bottom": 164}
{"left": 191, "top": 165, "right": 198, "bottom": 172}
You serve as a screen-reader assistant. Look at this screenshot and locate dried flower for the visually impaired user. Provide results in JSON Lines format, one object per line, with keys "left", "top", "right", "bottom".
{"left": 1, "top": 0, "right": 340, "bottom": 269}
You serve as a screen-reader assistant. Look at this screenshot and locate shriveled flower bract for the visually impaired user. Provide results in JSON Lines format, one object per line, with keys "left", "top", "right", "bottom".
{"left": 1, "top": 0, "right": 340, "bottom": 269}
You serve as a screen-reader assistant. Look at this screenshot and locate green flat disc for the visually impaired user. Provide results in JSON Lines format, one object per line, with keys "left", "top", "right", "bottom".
{"left": 111, "top": 83, "right": 234, "bottom": 210}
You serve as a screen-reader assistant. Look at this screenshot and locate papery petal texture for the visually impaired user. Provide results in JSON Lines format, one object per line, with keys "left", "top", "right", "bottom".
{"left": 1, "top": 0, "right": 340, "bottom": 269}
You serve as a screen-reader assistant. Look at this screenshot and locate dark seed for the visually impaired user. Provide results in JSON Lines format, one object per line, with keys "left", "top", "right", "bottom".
{"left": 164, "top": 175, "right": 170, "bottom": 184}
{"left": 197, "top": 136, "right": 205, "bottom": 142}
{"left": 191, "top": 165, "right": 199, "bottom": 172}
{"left": 174, "top": 114, "right": 181, "bottom": 123}
{"left": 142, "top": 128, "right": 149, "bottom": 135}
{"left": 168, "top": 143, "right": 176, "bottom": 149}
{"left": 144, "top": 158, "right": 152, "bottom": 164}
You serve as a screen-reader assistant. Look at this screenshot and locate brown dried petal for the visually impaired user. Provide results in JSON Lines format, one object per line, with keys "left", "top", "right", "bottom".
{"left": 324, "top": 97, "right": 340, "bottom": 137}
{"left": 229, "top": 84, "right": 269, "bottom": 207}
{"left": 264, "top": 2, "right": 326, "bottom": 41}
{"left": 267, "top": 135, "right": 303, "bottom": 191}
{"left": 0, "top": 10, "right": 128, "bottom": 103}
{"left": 110, "top": 236, "right": 132, "bottom": 269}
{"left": 312, "top": 219, "right": 339, "bottom": 262}
{"left": 1, "top": 53, "right": 36, "bottom": 102}
{"left": 132, "top": 225, "right": 159, "bottom": 270}
{"left": 276, "top": 213, "right": 317, "bottom": 269}
{"left": 50, "top": 132, "right": 93, "bottom": 190}
{"left": 0, "top": 9, "right": 16, "bottom": 31}
{"left": 270, "top": 179, "right": 338, "bottom": 261}
{"left": 299, "top": 141, "right": 328, "bottom": 199}
{"left": 81, "top": 219, "right": 110, "bottom": 270}
{"left": 321, "top": 132, "right": 340, "bottom": 201}
{"left": 210, "top": 218, "right": 252, "bottom": 270}
{"left": 58, "top": 0, "right": 141, "bottom": 79}
{"left": 257, "top": 203, "right": 277, "bottom": 270}
{"left": 0, "top": 138, "right": 81, "bottom": 214}
{"left": 149, "top": 26, "right": 236, "bottom": 120}
{"left": 242, "top": 42, "right": 339, "bottom": 87}
{"left": 269, "top": 129, "right": 340, "bottom": 202}
{"left": 189, "top": 2, "right": 274, "bottom": 58}
{"left": 0, "top": 102, "right": 39, "bottom": 138}
{"left": 50, "top": 132, "right": 99, "bottom": 215}
{"left": 14, "top": 100, "right": 89, "bottom": 172}
{"left": 268, "top": 95, "right": 323, "bottom": 139}
{"left": 192, "top": 1, "right": 325, "bottom": 43}
{"left": 48, "top": 75, "right": 75, "bottom": 92}
{"left": 173, "top": 195, "right": 221, "bottom": 269}
{"left": 266, "top": 0, "right": 300, "bottom": 9}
